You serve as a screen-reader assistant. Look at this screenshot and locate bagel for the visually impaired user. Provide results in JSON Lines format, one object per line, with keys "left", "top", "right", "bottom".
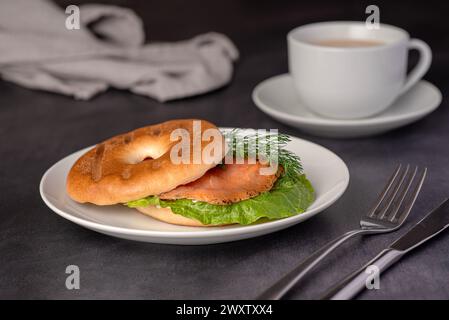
{"left": 136, "top": 206, "right": 210, "bottom": 227}
{"left": 66, "top": 119, "right": 315, "bottom": 227}
{"left": 66, "top": 119, "right": 226, "bottom": 205}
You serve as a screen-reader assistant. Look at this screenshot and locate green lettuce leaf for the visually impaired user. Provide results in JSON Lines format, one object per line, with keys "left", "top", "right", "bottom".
{"left": 126, "top": 174, "right": 314, "bottom": 225}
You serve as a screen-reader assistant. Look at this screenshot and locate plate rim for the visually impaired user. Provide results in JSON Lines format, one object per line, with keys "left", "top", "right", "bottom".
{"left": 40, "top": 133, "right": 350, "bottom": 239}
{"left": 253, "top": 73, "right": 442, "bottom": 127}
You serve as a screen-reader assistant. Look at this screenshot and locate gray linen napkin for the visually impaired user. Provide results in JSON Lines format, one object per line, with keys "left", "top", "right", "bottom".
{"left": 0, "top": 0, "right": 239, "bottom": 101}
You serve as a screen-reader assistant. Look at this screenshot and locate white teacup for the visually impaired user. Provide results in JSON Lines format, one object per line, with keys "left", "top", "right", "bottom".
{"left": 287, "top": 21, "right": 432, "bottom": 119}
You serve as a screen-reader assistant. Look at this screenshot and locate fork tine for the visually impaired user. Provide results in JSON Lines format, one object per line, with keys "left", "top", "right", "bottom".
{"left": 390, "top": 167, "right": 427, "bottom": 223}
{"left": 386, "top": 166, "right": 418, "bottom": 222}
{"left": 367, "top": 164, "right": 403, "bottom": 218}
{"left": 376, "top": 164, "right": 410, "bottom": 219}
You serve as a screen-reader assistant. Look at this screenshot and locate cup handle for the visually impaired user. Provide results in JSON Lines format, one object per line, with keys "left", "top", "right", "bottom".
{"left": 400, "top": 39, "right": 432, "bottom": 95}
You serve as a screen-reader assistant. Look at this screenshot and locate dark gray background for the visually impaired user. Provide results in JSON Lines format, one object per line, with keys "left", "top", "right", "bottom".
{"left": 1, "top": 0, "right": 448, "bottom": 299}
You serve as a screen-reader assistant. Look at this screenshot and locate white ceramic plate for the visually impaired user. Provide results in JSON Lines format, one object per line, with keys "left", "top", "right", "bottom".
{"left": 253, "top": 74, "right": 442, "bottom": 138}
{"left": 40, "top": 131, "right": 349, "bottom": 245}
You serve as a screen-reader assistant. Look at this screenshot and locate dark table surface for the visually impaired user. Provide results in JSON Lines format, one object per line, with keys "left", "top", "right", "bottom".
{"left": 1, "top": 0, "right": 448, "bottom": 299}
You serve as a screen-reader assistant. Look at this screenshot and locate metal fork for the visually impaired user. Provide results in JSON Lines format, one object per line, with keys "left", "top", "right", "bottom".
{"left": 257, "top": 164, "right": 427, "bottom": 300}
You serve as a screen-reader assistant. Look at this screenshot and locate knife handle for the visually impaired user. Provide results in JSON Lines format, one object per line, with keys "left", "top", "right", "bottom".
{"left": 320, "top": 248, "right": 405, "bottom": 300}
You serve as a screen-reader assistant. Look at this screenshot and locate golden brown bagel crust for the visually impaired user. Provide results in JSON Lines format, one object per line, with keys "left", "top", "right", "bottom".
{"left": 136, "top": 206, "right": 209, "bottom": 227}
{"left": 66, "top": 119, "right": 225, "bottom": 205}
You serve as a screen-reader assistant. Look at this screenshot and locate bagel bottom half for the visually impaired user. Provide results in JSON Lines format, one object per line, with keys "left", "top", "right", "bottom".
{"left": 136, "top": 206, "right": 227, "bottom": 227}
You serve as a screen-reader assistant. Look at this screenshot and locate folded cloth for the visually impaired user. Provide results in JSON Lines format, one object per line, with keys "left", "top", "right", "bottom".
{"left": 0, "top": 0, "right": 239, "bottom": 101}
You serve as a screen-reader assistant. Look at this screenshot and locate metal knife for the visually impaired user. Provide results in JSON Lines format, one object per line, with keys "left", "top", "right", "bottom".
{"left": 320, "top": 198, "right": 449, "bottom": 300}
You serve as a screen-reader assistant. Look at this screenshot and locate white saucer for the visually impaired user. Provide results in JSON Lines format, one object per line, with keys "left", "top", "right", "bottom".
{"left": 253, "top": 74, "right": 442, "bottom": 138}
{"left": 40, "top": 130, "right": 349, "bottom": 245}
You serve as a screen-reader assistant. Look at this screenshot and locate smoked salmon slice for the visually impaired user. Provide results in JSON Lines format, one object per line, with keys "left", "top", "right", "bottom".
{"left": 159, "top": 161, "right": 281, "bottom": 204}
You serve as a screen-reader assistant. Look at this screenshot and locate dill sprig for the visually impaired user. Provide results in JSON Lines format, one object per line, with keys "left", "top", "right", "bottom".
{"left": 222, "top": 129, "right": 303, "bottom": 178}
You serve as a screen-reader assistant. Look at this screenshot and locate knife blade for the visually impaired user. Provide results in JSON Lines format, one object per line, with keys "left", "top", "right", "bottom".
{"left": 391, "top": 198, "right": 449, "bottom": 251}
{"left": 320, "top": 198, "right": 449, "bottom": 300}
